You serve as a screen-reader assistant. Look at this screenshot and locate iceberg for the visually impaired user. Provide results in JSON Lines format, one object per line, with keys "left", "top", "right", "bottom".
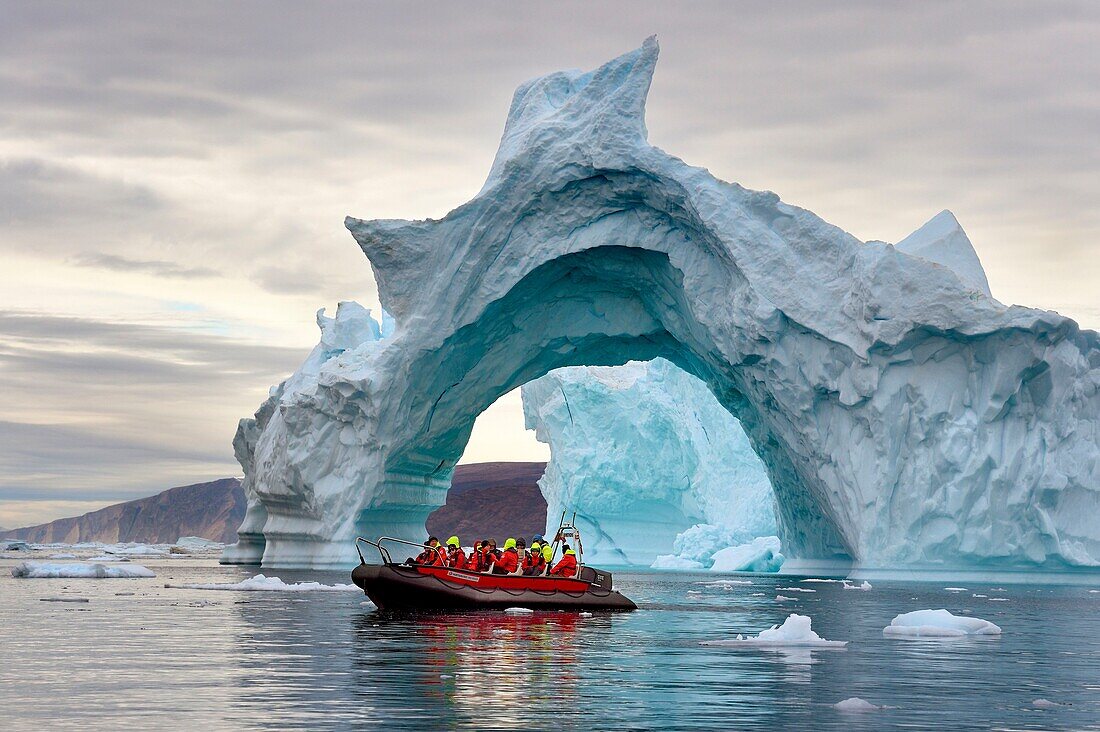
{"left": 164, "top": 574, "right": 358, "bottom": 592}
{"left": 12, "top": 562, "right": 155, "bottom": 579}
{"left": 883, "top": 609, "right": 1002, "bottom": 638}
{"left": 522, "top": 358, "right": 776, "bottom": 565}
{"left": 701, "top": 614, "right": 846, "bottom": 648}
{"left": 223, "top": 38, "right": 1100, "bottom": 575}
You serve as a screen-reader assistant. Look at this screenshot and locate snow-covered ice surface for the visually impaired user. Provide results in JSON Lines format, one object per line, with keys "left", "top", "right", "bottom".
{"left": 219, "top": 39, "right": 1100, "bottom": 574}
{"left": 12, "top": 562, "right": 155, "bottom": 579}
{"left": 883, "top": 609, "right": 1002, "bottom": 638}
{"left": 164, "top": 574, "right": 358, "bottom": 592}
{"left": 701, "top": 614, "right": 847, "bottom": 648}
{"left": 504, "top": 607, "right": 535, "bottom": 614}
{"left": 522, "top": 358, "right": 776, "bottom": 566}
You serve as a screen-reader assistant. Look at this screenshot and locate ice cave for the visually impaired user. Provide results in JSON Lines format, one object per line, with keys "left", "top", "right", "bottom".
{"left": 224, "top": 38, "right": 1100, "bottom": 577}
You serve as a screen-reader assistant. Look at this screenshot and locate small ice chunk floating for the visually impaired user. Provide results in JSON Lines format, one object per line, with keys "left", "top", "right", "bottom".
{"left": 883, "top": 609, "right": 1002, "bottom": 638}
{"left": 700, "top": 613, "right": 847, "bottom": 648}
{"left": 11, "top": 562, "right": 155, "bottom": 579}
{"left": 165, "top": 574, "right": 358, "bottom": 592}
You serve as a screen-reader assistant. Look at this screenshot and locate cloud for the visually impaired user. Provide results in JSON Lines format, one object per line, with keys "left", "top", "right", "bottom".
{"left": 71, "top": 253, "right": 220, "bottom": 279}
{"left": 0, "top": 309, "right": 307, "bottom": 523}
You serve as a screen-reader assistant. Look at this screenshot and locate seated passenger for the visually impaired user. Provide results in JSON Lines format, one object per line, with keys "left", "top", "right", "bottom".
{"left": 414, "top": 536, "right": 446, "bottom": 566}
{"left": 540, "top": 539, "right": 554, "bottom": 573}
{"left": 550, "top": 547, "right": 578, "bottom": 577}
{"left": 466, "top": 539, "right": 483, "bottom": 572}
{"left": 523, "top": 540, "right": 546, "bottom": 575}
{"left": 489, "top": 537, "right": 520, "bottom": 575}
{"left": 445, "top": 536, "right": 466, "bottom": 569}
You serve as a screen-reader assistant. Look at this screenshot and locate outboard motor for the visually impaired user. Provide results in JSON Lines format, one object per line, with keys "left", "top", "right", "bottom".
{"left": 578, "top": 566, "right": 613, "bottom": 590}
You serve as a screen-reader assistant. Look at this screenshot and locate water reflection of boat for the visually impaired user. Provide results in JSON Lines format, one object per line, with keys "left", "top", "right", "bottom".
{"left": 351, "top": 529, "right": 636, "bottom": 612}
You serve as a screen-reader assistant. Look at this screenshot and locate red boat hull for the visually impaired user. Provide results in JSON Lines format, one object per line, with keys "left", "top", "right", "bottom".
{"left": 351, "top": 563, "right": 636, "bottom": 611}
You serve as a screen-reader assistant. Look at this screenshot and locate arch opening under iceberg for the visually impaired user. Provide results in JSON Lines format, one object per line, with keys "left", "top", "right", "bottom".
{"left": 360, "top": 243, "right": 852, "bottom": 566}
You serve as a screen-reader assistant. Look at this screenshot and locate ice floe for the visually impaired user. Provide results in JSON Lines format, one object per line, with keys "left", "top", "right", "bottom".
{"left": 775, "top": 595, "right": 797, "bottom": 601}
{"left": 1032, "top": 699, "right": 1063, "bottom": 708}
{"left": 883, "top": 609, "right": 1002, "bottom": 638}
{"left": 504, "top": 607, "right": 534, "bottom": 614}
{"left": 709, "top": 537, "right": 784, "bottom": 573}
{"left": 173, "top": 536, "right": 226, "bottom": 552}
{"left": 12, "top": 562, "right": 155, "bottom": 579}
{"left": 701, "top": 614, "right": 846, "bottom": 648}
{"left": 49, "top": 553, "right": 76, "bottom": 559}
{"left": 698, "top": 579, "right": 753, "bottom": 587}
{"left": 776, "top": 587, "right": 816, "bottom": 593}
{"left": 833, "top": 697, "right": 880, "bottom": 712}
{"left": 164, "top": 574, "right": 358, "bottom": 591}
{"left": 843, "top": 581, "right": 873, "bottom": 591}
{"left": 650, "top": 555, "right": 704, "bottom": 570}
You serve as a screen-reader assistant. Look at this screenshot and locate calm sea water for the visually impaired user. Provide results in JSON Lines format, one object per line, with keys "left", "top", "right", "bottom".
{"left": 3, "top": 558, "right": 1100, "bottom": 731}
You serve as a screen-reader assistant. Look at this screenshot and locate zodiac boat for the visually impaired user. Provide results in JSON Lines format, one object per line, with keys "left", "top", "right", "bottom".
{"left": 351, "top": 524, "right": 636, "bottom": 611}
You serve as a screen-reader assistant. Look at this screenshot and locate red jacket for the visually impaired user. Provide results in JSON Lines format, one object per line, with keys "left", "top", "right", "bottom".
{"left": 416, "top": 546, "right": 446, "bottom": 566}
{"left": 523, "top": 551, "right": 545, "bottom": 574}
{"left": 448, "top": 547, "right": 467, "bottom": 569}
{"left": 492, "top": 548, "right": 519, "bottom": 574}
{"left": 550, "top": 554, "right": 577, "bottom": 577}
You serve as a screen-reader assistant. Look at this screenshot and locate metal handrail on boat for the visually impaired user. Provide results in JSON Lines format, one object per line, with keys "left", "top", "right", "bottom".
{"left": 355, "top": 536, "right": 442, "bottom": 565}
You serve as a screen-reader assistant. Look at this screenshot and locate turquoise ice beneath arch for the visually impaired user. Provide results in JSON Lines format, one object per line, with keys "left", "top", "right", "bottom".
{"left": 227, "top": 37, "right": 1100, "bottom": 575}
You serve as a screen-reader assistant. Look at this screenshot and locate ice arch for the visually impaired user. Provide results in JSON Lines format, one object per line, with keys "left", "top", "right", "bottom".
{"left": 225, "top": 38, "right": 1100, "bottom": 575}
{"left": 521, "top": 359, "right": 777, "bottom": 567}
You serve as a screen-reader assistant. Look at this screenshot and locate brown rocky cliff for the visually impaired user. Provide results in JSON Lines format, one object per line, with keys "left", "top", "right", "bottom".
{"left": 6, "top": 463, "right": 548, "bottom": 546}
{"left": 6, "top": 478, "right": 246, "bottom": 544}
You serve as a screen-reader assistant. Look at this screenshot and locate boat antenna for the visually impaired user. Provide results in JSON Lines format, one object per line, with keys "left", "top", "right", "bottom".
{"left": 549, "top": 509, "right": 567, "bottom": 565}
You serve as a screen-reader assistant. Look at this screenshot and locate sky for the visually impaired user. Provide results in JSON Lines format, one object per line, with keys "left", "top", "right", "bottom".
{"left": 2, "top": 2, "right": 1098, "bottom": 528}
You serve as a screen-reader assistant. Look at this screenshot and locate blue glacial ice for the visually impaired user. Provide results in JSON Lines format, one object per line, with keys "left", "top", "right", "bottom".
{"left": 222, "top": 38, "right": 1100, "bottom": 577}
{"left": 521, "top": 359, "right": 777, "bottom": 567}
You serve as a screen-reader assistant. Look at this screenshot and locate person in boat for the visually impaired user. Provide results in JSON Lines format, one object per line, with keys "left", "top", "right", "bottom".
{"left": 465, "top": 539, "right": 482, "bottom": 572}
{"left": 515, "top": 537, "right": 528, "bottom": 568}
{"left": 488, "top": 537, "right": 521, "bottom": 575}
{"left": 550, "top": 546, "right": 578, "bottom": 577}
{"left": 539, "top": 536, "right": 554, "bottom": 573}
{"left": 523, "top": 539, "right": 547, "bottom": 576}
{"left": 413, "top": 536, "right": 446, "bottom": 566}
{"left": 445, "top": 536, "right": 466, "bottom": 569}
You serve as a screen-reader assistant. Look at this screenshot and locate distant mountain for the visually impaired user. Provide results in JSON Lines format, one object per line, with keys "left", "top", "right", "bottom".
{"left": 5, "top": 463, "right": 548, "bottom": 547}
{"left": 5, "top": 478, "right": 246, "bottom": 544}
{"left": 427, "top": 462, "right": 548, "bottom": 543}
